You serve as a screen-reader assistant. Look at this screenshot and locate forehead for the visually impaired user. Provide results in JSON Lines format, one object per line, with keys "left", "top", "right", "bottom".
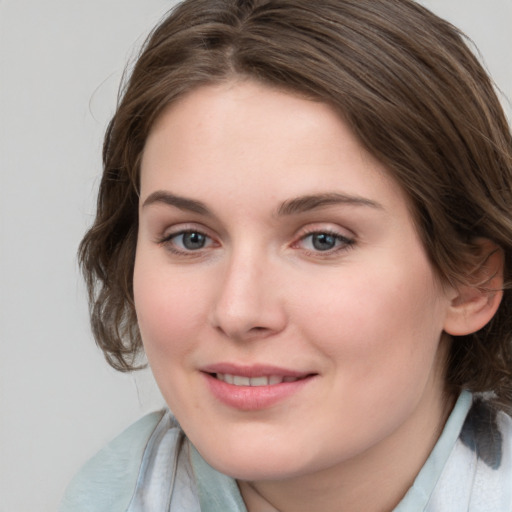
{"left": 140, "top": 80, "right": 408, "bottom": 215}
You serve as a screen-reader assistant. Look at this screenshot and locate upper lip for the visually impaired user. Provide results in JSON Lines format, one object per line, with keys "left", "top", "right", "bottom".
{"left": 200, "top": 363, "right": 314, "bottom": 378}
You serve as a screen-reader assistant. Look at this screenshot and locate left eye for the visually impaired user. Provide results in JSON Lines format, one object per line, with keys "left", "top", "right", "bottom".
{"left": 168, "top": 231, "right": 212, "bottom": 251}
{"left": 300, "top": 232, "right": 353, "bottom": 252}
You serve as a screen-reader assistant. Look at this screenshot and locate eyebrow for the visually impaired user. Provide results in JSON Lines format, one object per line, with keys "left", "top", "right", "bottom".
{"left": 276, "top": 192, "right": 383, "bottom": 216}
{"left": 142, "top": 190, "right": 383, "bottom": 216}
{"left": 142, "top": 191, "right": 211, "bottom": 215}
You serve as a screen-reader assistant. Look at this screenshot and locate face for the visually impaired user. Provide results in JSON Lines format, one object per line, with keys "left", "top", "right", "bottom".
{"left": 134, "top": 80, "right": 454, "bottom": 483}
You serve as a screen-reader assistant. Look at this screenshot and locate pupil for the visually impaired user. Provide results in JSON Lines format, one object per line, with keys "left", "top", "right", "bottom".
{"left": 312, "top": 233, "right": 336, "bottom": 251}
{"left": 183, "top": 232, "right": 205, "bottom": 250}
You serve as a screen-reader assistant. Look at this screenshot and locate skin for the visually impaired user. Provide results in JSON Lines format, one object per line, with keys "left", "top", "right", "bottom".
{"left": 134, "top": 80, "right": 459, "bottom": 512}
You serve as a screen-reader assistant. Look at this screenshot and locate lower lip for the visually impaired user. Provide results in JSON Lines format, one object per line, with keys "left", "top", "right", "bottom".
{"left": 203, "top": 373, "right": 314, "bottom": 411}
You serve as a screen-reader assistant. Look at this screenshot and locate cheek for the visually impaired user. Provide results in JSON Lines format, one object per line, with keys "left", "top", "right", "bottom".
{"left": 133, "top": 258, "right": 206, "bottom": 367}
{"left": 291, "top": 262, "right": 450, "bottom": 447}
{"left": 295, "top": 259, "right": 447, "bottom": 382}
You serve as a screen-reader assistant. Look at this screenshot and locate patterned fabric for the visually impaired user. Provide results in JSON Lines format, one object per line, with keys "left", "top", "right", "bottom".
{"left": 61, "top": 392, "right": 512, "bottom": 511}
{"left": 425, "top": 398, "right": 512, "bottom": 511}
{"left": 395, "top": 392, "right": 512, "bottom": 511}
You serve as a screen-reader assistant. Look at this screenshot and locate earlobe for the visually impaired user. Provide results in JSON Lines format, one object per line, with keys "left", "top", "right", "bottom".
{"left": 443, "top": 240, "right": 504, "bottom": 336}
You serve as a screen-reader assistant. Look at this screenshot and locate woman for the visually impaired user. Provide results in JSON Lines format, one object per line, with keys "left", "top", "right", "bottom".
{"left": 62, "top": 0, "right": 512, "bottom": 510}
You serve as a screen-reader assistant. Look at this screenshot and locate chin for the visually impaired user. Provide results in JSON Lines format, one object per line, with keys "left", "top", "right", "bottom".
{"left": 195, "top": 437, "right": 322, "bottom": 482}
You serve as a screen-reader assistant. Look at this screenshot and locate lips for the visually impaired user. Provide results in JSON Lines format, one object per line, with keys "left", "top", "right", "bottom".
{"left": 201, "top": 363, "right": 316, "bottom": 410}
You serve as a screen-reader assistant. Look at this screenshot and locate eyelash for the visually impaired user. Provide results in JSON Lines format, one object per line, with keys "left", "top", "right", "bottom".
{"left": 294, "top": 229, "right": 355, "bottom": 257}
{"left": 157, "top": 228, "right": 355, "bottom": 257}
{"left": 157, "top": 229, "right": 215, "bottom": 256}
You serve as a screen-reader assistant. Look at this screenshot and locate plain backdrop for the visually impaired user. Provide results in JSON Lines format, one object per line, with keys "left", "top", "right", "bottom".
{"left": 0, "top": 1, "right": 510, "bottom": 510}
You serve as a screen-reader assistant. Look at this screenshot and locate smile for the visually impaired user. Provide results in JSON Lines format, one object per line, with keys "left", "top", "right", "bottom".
{"left": 214, "top": 374, "right": 302, "bottom": 386}
{"left": 203, "top": 366, "right": 316, "bottom": 410}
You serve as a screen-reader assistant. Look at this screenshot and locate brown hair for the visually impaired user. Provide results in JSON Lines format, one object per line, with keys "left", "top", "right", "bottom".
{"left": 80, "top": 0, "right": 512, "bottom": 410}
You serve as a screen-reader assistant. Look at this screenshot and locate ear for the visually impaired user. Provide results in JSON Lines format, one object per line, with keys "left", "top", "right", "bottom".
{"left": 444, "top": 239, "right": 504, "bottom": 336}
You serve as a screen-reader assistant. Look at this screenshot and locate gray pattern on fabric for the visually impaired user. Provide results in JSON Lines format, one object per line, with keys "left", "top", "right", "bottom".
{"left": 460, "top": 398, "right": 503, "bottom": 470}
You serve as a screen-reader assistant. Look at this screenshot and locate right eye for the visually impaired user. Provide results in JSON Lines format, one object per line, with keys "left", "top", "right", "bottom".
{"left": 160, "top": 230, "right": 215, "bottom": 254}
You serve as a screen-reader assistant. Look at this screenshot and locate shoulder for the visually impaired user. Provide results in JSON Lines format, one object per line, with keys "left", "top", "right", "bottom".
{"left": 59, "top": 410, "right": 169, "bottom": 512}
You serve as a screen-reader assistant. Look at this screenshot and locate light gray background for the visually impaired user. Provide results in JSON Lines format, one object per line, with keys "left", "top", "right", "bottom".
{"left": 1, "top": 1, "right": 510, "bottom": 510}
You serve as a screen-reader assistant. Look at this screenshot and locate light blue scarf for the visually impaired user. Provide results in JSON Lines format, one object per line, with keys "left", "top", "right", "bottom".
{"left": 62, "top": 392, "right": 512, "bottom": 511}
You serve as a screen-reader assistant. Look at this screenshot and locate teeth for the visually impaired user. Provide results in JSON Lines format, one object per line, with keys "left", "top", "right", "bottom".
{"left": 250, "top": 376, "right": 269, "bottom": 386}
{"left": 215, "top": 374, "right": 301, "bottom": 386}
{"left": 233, "top": 375, "right": 250, "bottom": 386}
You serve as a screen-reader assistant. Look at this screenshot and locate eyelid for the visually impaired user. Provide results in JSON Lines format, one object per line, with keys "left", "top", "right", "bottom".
{"left": 158, "top": 222, "right": 213, "bottom": 241}
{"left": 294, "top": 223, "right": 355, "bottom": 241}
{"left": 291, "top": 223, "right": 356, "bottom": 255}
{"left": 156, "top": 223, "right": 220, "bottom": 256}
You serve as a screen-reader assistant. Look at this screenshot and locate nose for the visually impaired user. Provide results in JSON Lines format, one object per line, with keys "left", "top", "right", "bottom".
{"left": 210, "top": 249, "right": 287, "bottom": 341}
